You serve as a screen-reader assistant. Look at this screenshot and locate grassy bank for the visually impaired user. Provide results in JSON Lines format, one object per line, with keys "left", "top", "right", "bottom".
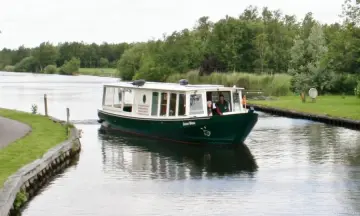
{"left": 77, "top": 68, "right": 116, "bottom": 77}
{"left": 166, "top": 71, "right": 292, "bottom": 96}
{"left": 249, "top": 95, "right": 360, "bottom": 120}
{"left": 0, "top": 109, "right": 68, "bottom": 187}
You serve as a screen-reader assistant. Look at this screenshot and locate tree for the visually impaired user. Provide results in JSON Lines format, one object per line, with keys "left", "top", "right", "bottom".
{"left": 59, "top": 57, "right": 80, "bottom": 75}
{"left": 32, "top": 42, "right": 58, "bottom": 71}
{"left": 99, "top": 57, "right": 109, "bottom": 68}
{"left": 288, "top": 23, "right": 332, "bottom": 95}
{"left": 117, "top": 43, "right": 147, "bottom": 80}
{"left": 13, "top": 56, "right": 37, "bottom": 72}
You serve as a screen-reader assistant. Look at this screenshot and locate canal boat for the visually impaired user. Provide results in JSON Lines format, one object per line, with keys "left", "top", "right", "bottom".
{"left": 97, "top": 79, "right": 258, "bottom": 146}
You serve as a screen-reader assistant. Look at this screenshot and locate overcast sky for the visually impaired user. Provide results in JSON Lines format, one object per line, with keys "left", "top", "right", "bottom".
{"left": 0, "top": 0, "right": 344, "bottom": 49}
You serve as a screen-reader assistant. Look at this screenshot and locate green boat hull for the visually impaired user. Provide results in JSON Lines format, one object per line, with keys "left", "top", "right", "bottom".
{"left": 97, "top": 109, "right": 258, "bottom": 146}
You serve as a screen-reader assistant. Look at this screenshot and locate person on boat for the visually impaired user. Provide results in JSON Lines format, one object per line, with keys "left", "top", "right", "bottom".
{"left": 207, "top": 101, "right": 213, "bottom": 116}
{"left": 206, "top": 92, "right": 213, "bottom": 116}
{"left": 215, "top": 94, "right": 229, "bottom": 115}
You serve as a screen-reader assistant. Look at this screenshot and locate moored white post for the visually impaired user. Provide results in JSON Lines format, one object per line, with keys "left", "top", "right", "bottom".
{"left": 66, "top": 108, "right": 70, "bottom": 123}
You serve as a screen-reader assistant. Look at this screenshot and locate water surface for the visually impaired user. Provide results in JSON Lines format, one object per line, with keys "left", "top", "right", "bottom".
{"left": 1, "top": 71, "right": 359, "bottom": 216}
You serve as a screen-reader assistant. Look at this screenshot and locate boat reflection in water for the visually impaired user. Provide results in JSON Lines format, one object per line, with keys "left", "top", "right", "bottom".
{"left": 98, "top": 129, "right": 258, "bottom": 179}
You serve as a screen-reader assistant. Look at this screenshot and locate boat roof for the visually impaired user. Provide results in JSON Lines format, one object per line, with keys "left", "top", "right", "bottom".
{"left": 104, "top": 81, "right": 244, "bottom": 92}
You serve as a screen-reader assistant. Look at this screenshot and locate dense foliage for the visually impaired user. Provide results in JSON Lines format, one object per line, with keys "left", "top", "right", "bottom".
{"left": 355, "top": 81, "right": 360, "bottom": 98}
{"left": 1, "top": 1, "right": 360, "bottom": 95}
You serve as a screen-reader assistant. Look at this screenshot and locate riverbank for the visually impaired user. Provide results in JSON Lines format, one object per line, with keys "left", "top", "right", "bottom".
{"left": 248, "top": 95, "right": 360, "bottom": 130}
{"left": 76, "top": 68, "right": 116, "bottom": 77}
{"left": 0, "top": 109, "right": 68, "bottom": 187}
{"left": 0, "top": 108, "right": 81, "bottom": 215}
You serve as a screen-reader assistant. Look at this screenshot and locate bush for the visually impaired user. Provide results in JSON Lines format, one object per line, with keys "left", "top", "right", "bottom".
{"left": 44, "top": 65, "right": 57, "bottom": 74}
{"left": 59, "top": 57, "right": 80, "bottom": 75}
{"left": 328, "top": 73, "right": 358, "bottom": 95}
{"left": 99, "top": 57, "right": 109, "bottom": 68}
{"left": 355, "top": 80, "right": 360, "bottom": 98}
{"left": 3, "top": 65, "right": 15, "bottom": 72}
{"left": 14, "top": 56, "right": 38, "bottom": 72}
{"left": 166, "top": 70, "right": 292, "bottom": 96}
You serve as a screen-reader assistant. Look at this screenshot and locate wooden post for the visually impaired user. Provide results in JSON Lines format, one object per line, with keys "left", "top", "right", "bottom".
{"left": 44, "top": 94, "right": 48, "bottom": 116}
{"left": 66, "top": 108, "right": 70, "bottom": 124}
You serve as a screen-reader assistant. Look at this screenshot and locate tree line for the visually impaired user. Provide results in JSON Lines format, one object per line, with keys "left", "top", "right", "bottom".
{"left": 0, "top": 41, "right": 129, "bottom": 74}
{"left": 1, "top": 0, "right": 360, "bottom": 95}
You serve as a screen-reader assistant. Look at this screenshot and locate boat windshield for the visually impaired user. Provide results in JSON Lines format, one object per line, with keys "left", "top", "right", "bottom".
{"left": 205, "top": 90, "right": 244, "bottom": 115}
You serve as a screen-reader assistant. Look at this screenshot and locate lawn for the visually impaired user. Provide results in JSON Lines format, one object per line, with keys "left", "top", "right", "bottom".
{"left": 248, "top": 95, "right": 360, "bottom": 120}
{"left": 0, "top": 109, "right": 68, "bottom": 187}
{"left": 77, "top": 68, "right": 116, "bottom": 77}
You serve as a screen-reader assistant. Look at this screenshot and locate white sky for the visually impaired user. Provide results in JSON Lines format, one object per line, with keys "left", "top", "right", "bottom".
{"left": 0, "top": 0, "right": 344, "bottom": 49}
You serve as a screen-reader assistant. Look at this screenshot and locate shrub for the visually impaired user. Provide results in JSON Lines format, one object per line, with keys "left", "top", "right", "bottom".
{"left": 3, "top": 65, "right": 15, "bottom": 72}
{"left": 44, "top": 65, "right": 57, "bottom": 74}
{"left": 99, "top": 57, "right": 109, "bottom": 68}
{"left": 355, "top": 80, "right": 360, "bottom": 98}
{"left": 328, "top": 73, "right": 358, "bottom": 95}
{"left": 14, "top": 56, "right": 37, "bottom": 72}
{"left": 59, "top": 57, "right": 80, "bottom": 75}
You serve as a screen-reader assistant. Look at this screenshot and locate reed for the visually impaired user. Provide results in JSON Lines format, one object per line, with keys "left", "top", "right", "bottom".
{"left": 166, "top": 71, "right": 292, "bottom": 96}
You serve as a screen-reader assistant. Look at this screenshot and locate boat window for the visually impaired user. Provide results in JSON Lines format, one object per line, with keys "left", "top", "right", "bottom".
{"left": 233, "top": 92, "right": 241, "bottom": 112}
{"left": 178, "top": 93, "right": 186, "bottom": 116}
{"left": 189, "top": 94, "right": 204, "bottom": 115}
{"left": 123, "top": 89, "right": 133, "bottom": 112}
{"left": 160, "top": 92, "right": 168, "bottom": 116}
{"left": 113, "top": 88, "right": 122, "bottom": 109}
{"left": 212, "top": 91, "right": 232, "bottom": 112}
{"left": 169, "top": 93, "right": 177, "bottom": 116}
{"left": 103, "top": 87, "right": 114, "bottom": 107}
{"left": 151, "top": 92, "right": 159, "bottom": 116}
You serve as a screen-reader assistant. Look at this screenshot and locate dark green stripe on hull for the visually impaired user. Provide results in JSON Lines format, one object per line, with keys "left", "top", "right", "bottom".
{"left": 98, "top": 110, "right": 258, "bottom": 145}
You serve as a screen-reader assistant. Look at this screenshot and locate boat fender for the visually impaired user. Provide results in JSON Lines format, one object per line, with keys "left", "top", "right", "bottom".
{"left": 248, "top": 106, "right": 255, "bottom": 113}
{"left": 132, "top": 79, "right": 146, "bottom": 86}
{"left": 179, "top": 79, "right": 189, "bottom": 85}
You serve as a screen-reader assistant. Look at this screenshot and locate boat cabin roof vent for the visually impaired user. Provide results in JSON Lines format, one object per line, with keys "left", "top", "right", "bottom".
{"left": 179, "top": 79, "right": 189, "bottom": 86}
{"left": 132, "top": 79, "right": 146, "bottom": 87}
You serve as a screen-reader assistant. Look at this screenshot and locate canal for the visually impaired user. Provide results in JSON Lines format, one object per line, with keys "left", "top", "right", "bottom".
{"left": 1, "top": 71, "right": 360, "bottom": 215}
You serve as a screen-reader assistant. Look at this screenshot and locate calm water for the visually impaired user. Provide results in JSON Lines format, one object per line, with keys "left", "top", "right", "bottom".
{"left": 1, "top": 71, "right": 360, "bottom": 216}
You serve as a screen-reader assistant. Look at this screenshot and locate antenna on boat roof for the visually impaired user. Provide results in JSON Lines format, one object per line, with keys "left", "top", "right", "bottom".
{"left": 132, "top": 79, "right": 146, "bottom": 87}
{"left": 179, "top": 79, "right": 189, "bottom": 86}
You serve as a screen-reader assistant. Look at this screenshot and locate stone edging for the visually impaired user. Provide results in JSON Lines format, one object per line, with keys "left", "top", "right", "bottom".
{"left": 0, "top": 117, "right": 82, "bottom": 216}
{"left": 248, "top": 104, "right": 360, "bottom": 131}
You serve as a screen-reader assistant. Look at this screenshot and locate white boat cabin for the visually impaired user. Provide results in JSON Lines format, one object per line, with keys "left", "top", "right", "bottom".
{"left": 101, "top": 80, "right": 247, "bottom": 119}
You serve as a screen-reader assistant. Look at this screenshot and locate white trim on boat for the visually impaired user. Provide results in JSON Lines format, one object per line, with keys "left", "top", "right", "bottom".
{"left": 104, "top": 81, "right": 244, "bottom": 92}
{"left": 98, "top": 109, "right": 212, "bottom": 121}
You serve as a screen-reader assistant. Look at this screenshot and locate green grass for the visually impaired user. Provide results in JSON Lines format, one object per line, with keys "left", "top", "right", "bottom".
{"left": 249, "top": 95, "right": 360, "bottom": 120}
{"left": 0, "top": 109, "right": 68, "bottom": 187}
{"left": 166, "top": 70, "right": 292, "bottom": 96}
{"left": 77, "top": 68, "right": 116, "bottom": 77}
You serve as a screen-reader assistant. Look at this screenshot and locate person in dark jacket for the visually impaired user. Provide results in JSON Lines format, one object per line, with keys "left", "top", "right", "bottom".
{"left": 215, "top": 94, "right": 229, "bottom": 115}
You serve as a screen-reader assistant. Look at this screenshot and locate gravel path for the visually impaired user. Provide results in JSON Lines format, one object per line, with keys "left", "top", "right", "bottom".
{"left": 0, "top": 116, "right": 31, "bottom": 149}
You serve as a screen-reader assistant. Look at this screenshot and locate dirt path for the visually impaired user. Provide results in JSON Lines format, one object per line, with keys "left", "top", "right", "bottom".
{"left": 0, "top": 116, "right": 31, "bottom": 149}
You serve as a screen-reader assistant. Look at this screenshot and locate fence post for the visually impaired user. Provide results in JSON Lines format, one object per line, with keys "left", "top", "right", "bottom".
{"left": 44, "top": 94, "right": 48, "bottom": 116}
{"left": 66, "top": 108, "right": 70, "bottom": 124}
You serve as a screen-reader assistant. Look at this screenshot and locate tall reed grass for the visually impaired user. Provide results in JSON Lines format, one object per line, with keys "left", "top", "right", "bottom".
{"left": 166, "top": 70, "right": 292, "bottom": 96}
